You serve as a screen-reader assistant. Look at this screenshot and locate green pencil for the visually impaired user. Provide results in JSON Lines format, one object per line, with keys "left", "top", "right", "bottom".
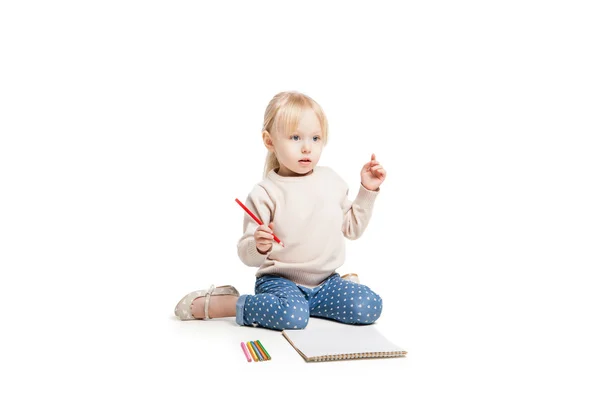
{"left": 256, "top": 340, "right": 271, "bottom": 360}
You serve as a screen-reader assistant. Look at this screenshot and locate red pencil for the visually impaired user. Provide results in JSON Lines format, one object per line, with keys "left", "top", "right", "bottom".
{"left": 235, "top": 198, "right": 284, "bottom": 247}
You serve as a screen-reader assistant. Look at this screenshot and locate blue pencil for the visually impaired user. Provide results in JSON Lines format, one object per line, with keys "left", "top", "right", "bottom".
{"left": 250, "top": 341, "right": 264, "bottom": 361}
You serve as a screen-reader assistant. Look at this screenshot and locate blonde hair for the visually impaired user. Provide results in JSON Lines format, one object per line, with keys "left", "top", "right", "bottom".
{"left": 262, "top": 91, "right": 329, "bottom": 177}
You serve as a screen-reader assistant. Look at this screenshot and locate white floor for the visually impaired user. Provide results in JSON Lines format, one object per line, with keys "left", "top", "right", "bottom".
{"left": 2, "top": 251, "right": 598, "bottom": 399}
{"left": 7, "top": 271, "right": 593, "bottom": 399}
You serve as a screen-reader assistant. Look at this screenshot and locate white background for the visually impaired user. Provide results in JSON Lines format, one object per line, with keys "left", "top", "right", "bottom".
{"left": 1, "top": 1, "right": 599, "bottom": 398}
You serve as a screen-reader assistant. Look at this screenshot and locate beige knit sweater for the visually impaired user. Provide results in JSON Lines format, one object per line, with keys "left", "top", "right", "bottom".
{"left": 236, "top": 166, "right": 379, "bottom": 287}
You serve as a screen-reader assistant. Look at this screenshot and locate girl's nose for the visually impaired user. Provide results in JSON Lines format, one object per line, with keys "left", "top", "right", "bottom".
{"left": 301, "top": 140, "right": 312, "bottom": 153}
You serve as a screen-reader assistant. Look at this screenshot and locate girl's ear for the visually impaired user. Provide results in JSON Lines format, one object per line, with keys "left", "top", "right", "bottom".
{"left": 262, "top": 130, "right": 275, "bottom": 151}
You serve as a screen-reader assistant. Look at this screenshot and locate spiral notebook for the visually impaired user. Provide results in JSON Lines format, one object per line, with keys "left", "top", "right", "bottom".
{"left": 282, "top": 320, "right": 407, "bottom": 362}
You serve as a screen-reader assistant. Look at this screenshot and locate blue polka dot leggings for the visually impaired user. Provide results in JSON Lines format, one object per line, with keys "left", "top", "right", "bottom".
{"left": 235, "top": 273, "right": 383, "bottom": 330}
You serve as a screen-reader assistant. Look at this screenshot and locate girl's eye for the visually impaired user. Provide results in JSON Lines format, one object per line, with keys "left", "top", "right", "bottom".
{"left": 313, "top": 136, "right": 320, "bottom": 142}
{"left": 292, "top": 135, "right": 300, "bottom": 141}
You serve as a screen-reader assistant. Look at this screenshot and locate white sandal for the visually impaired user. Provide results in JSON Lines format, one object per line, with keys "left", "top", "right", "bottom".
{"left": 174, "top": 284, "right": 239, "bottom": 320}
{"left": 341, "top": 273, "right": 360, "bottom": 284}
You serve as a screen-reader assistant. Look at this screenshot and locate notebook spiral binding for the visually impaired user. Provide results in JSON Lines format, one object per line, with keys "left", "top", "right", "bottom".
{"left": 312, "top": 351, "right": 406, "bottom": 362}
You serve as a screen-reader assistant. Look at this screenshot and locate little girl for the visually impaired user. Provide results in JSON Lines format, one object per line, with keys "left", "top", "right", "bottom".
{"left": 174, "top": 91, "right": 387, "bottom": 330}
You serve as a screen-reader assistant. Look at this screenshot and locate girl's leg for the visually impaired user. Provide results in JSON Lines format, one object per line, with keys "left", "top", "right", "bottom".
{"left": 310, "top": 274, "right": 383, "bottom": 324}
{"left": 237, "top": 275, "right": 310, "bottom": 331}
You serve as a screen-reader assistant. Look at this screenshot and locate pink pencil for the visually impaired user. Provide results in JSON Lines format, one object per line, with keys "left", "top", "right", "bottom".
{"left": 240, "top": 341, "right": 252, "bottom": 362}
{"left": 235, "top": 198, "right": 284, "bottom": 247}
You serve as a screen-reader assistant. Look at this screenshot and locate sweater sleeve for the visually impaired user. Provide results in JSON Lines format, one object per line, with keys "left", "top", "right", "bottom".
{"left": 237, "top": 185, "right": 275, "bottom": 267}
{"left": 341, "top": 182, "right": 379, "bottom": 240}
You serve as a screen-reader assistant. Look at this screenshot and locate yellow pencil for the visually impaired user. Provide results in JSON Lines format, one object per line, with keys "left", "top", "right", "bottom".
{"left": 246, "top": 342, "right": 258, "bottom": 362}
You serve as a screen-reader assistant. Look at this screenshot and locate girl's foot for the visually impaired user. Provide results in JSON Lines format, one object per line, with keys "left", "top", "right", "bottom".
{"left": 341, "top": 273, "right": 360, "bottom": 284}
{"left": 191, "top": 294, "right": 238, "bottom": 319}
{"left": 174, "top": 285, "right": 239, "bottom": 320}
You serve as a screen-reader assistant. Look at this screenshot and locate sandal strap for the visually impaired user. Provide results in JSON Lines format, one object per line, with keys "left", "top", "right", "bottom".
{"left": 204, "top": 284, "right": 215, "bottom": 320}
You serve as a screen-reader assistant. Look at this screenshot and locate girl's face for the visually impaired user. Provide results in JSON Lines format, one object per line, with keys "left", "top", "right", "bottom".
{"left": 270, "top": 108, "right": 324, "bottom": 177}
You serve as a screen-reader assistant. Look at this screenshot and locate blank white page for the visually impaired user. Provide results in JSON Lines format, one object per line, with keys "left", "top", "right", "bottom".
{"left": 283, "top": 321, "right": 405, "bottom": 358}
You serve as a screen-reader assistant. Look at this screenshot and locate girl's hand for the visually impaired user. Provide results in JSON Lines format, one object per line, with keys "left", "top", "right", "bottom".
{"left": 255, "top": 222, "right": 275, "bottom": 254}
{"left": 360, "top": 153, "right": 386, "bottom": 191}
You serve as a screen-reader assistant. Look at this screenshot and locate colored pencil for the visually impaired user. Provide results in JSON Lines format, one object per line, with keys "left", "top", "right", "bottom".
{"left": 252, "top": 340, "right": 268, "bottom": 360}
{"left": 256, "top": 340, "right": 271, "bottom": 360}
{"left": 250, "top": 341, "right": 264, "bottom": 361}
{"left": 235, "top": 198, "right": 284, "bottom": 247}
{"left": 240, "top": 342, "right": 252, "bottom": 362}
{"left": 246, "top": 342, "right": 258, "bottom": 362}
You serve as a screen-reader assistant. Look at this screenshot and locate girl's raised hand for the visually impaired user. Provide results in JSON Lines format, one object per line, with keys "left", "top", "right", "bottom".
{"left": 255, "top": 222, "right": 275, "bottom": 254}
{"left": 360, "top": 153, "right": 386, "bottom": 191}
